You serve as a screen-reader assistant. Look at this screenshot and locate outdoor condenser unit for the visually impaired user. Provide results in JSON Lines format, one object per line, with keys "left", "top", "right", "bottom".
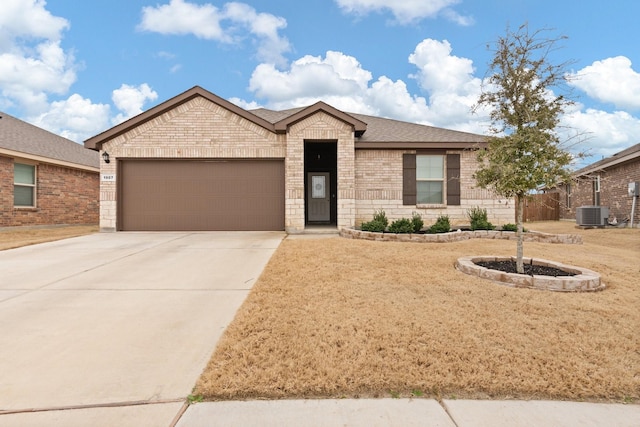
{"left": 576, "top": 206, "right": 609, "bottom": 226}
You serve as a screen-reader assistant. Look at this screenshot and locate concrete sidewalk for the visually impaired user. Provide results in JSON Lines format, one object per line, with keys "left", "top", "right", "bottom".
{"left": 176, "top": 399, "right": 640, "bottom": 427}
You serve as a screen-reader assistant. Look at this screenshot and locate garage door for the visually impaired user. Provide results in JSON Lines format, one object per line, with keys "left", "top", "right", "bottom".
{"left": 119, "top": 159, "right": 285, "bottom": 231}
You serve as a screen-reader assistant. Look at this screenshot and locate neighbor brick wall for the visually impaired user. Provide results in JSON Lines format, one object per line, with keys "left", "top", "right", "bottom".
{"left": 0, "top": 155, "right": 99, "bottom": 227}
{"left": 354, "top": 149, "right": 515, "bottom": 227}
{"left": 558, "top": 158, "right": 640, "bottom": 225}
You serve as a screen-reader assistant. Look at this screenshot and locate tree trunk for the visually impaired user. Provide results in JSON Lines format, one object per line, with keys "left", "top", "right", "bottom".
{"left": 516, "top": 195, "right": 524, "bottom": 274}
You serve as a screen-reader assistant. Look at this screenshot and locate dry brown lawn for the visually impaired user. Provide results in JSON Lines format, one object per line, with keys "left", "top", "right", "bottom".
{"left": 0, "top": 225, "right": 98, "bottom": 250}
{"left": 196, "top": 221, "right": 640, "bottom": 403}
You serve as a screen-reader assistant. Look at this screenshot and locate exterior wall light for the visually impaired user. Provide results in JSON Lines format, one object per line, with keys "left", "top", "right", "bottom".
{"left": 102, "top": 151, "right": 110, "bottom": 163}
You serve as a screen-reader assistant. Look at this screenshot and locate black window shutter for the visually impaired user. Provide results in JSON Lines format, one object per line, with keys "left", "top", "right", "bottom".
{"left": 403, "top": 154, "right": 416, "bottom": 205}
{"left": 446, "top": 154, "right": 461, "bottom": 205}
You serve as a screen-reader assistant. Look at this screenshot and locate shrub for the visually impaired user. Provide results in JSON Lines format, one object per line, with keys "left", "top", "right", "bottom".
{"left": 360, "top": 209, "right": 389, "bottom": 233}
{"left": 360, "top": 219, "right": 387, "bottom": 232}
{"left": 388, "top": 218, "right": 414, "bottom": 234}
{"left": 411, "top": 212, "right": 424, "bottom": 233}
{"left": 427, "top": 215, "right": 451, "bottom": 234}
{"left": 501, "top": 223, "right": 526, "bottom": 232}
{"left": 372, "top": 209, "right": 389, "bottom": 228}
{"left": 467, "top": 206, "right": 495, "bottom": 230}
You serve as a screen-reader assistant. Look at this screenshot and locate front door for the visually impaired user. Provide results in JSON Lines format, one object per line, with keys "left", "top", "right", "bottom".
{"left": 307, "top": 172, "right": 331, "bottom": 222}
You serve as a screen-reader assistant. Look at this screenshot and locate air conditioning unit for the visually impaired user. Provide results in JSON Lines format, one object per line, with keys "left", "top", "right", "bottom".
{"left": 576, "top": 206, "right": 609, "bottom": 226}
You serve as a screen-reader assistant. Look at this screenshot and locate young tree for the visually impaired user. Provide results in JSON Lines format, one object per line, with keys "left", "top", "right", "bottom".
{"left": 473, "top": 24, "right": 574, "bottom": 274}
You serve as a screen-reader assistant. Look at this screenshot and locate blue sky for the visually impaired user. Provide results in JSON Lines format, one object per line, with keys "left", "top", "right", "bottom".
{"left": 2, "top": 0, "right": 640, "bottom": 166}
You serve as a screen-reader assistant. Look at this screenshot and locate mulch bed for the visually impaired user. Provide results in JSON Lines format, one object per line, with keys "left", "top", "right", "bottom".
{"left": 475, "top": 260, "right": 576, "bottom": 277}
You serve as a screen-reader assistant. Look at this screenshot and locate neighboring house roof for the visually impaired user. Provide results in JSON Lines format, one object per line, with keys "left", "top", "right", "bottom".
{"left": 85, "top": 85, "right": 487, "bottom": 150}
{"left": 574, "top": 143, "right": 640, "bottom": 176}
{"left": 0, "top": 112, "right": 99, "bottom": 171}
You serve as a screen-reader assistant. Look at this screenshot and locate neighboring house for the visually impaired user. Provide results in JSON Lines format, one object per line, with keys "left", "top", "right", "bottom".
{"left": 84, "top": 86, "right": 514, "bottom": 233}
{"left": 556, "top": 143, "right": 640, "bottom": 225}
{"left": 0, "top": 112, "right": 99, "bottom": 227}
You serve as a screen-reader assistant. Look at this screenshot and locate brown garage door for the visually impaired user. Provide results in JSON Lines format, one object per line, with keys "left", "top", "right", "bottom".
{"left": 118, "top": 159, "right": 284, "bottom": 231}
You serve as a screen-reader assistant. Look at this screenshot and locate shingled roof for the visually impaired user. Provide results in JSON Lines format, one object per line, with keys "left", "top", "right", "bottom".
{"left": 0, "top": 112, "right": 99, "bottom": 171}
{"left": 574, "top": 143, "right": 640, "bottom": 176}
{"left": 250, "top": 107, "right": 487, "bottom": 149}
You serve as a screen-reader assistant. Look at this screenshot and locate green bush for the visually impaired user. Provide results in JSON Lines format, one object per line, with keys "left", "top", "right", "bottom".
{"left": 372, "top": 209, "right": 389, "bottom": 227}
{"left": 388, "top": 218, "right": 414, "bottom": 234}
{"left": 427, "top": 215, "right": 451, "bottom": 234}
{"left": 411, "top": 212, "right": 424, "bottom": 233}
{"left": 360, "top": 209, "right": 389, "bottom": 232}
{"left": 501, "top": 223, "right": 526, "bottom": 232}
{"left": 360, "top": 219, "right": 387, "bottom": 232}
{"left": 467, "top": 206, "right": 495, "bottom": 230}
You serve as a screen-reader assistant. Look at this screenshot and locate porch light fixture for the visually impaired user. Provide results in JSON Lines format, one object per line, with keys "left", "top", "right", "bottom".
{"left": 102, "top": 151, "right": 110, "bottom": 163}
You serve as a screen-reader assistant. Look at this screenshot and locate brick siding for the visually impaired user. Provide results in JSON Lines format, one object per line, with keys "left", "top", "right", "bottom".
{"left": 354, "top": 149, "right": 515, "bottom": 227}
{"left": 558, "top": 158, "right": 640, "bottom": 225}
{"left": 0, "top": 155, "right": 99, "bottom": 227}
{"left": 97, "top": 96, "right": 512, "bottom": 232}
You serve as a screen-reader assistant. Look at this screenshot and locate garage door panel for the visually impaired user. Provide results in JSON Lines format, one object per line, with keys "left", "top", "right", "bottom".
{"left": 119, "top": 160, "right": 284, "bottom": 231}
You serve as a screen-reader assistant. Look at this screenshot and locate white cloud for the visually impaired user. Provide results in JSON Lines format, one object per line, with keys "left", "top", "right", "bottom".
{"left": 242, "top": 38, "right": 640, "bottom": 160}
{"left": 244, "top": 48, "right": 482, "bottom": 132}
{"left": 111, "top": 83, "right": 158, "bottom": 124}
{"left": 29, "top": 94, "right": 111, "bottom": 142}
{"left": 334, "top": 0, "right": 473, "bottom": 25}
{"left": 562, "top": 107, "right": 640, "bottom": 160}
{"left": 0, "top": 0, "right": 78, "bottom": 116}
{"left": 568, "top": 56, "right": 640, "bottom": 110}
{"left": 248, "top": 51, "right": 372, "bottom": 103}
{"left": 0, "top": 0, "right": 69, "bottom": 48}
{"left": 408, "top": 39, "right": 486, "bottom": 129}
{"left": 138, "top": 0, "right": 291, "bottom": 66}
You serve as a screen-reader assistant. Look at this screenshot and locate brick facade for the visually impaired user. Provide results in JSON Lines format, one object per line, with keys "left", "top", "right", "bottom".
{"left": 0, "top": 155, "right": 99, "bottom": 227}
{"left": 354, "top": 149, "right": 514, "bottom": 227}
{"left": 92, "top": 88, "right": 511, "bottom": 232}
{"left": 557, "top": 156, "right": 640, "bottom": 226}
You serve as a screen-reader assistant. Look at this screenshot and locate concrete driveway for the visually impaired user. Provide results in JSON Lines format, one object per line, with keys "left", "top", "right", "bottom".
{"left": 0, "top": 231, "right": 284, "bottom": 426}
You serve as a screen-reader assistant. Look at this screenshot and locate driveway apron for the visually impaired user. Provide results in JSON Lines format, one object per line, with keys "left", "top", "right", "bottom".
{"left": 0, "top": 231, "right": 283, "bottom": 420}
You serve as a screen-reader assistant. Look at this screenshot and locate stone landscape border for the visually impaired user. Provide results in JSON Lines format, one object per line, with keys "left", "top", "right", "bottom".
{"left": 455, "top": 256, "right": 605, "bottom": 292}
{"left": 339, "top": 228, "right": 583, "bottom": 244}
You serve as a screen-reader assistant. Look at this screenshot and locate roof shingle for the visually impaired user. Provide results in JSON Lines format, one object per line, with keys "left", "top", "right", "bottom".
{"left": 0, "top": 112, "right": 98, "bottom": 169}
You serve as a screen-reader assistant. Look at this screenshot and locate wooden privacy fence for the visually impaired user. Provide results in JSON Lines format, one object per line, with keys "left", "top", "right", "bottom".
{"left": 522, "top": 193, "right": 560, "bottom": 222}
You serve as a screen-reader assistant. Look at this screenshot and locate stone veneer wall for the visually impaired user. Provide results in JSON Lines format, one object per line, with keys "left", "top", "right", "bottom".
{"left": 340, "top": 227, "right": 582, "bottom": 244}
{"left": 98, "top": 97, "right": 286, "bottom": 231}
{"left": 0, "top": 155, "right": 99, "bottom": 227}
{"left": 354, "top": 149, "right": 515, "bottom": 227}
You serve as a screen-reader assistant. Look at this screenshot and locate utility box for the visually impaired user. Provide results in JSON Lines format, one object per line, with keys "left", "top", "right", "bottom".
{"left": 629, "top": 182, "right": 639, "bottom": 197}
{"left": 576, "top": 206, "right": 609, "bottom": 226}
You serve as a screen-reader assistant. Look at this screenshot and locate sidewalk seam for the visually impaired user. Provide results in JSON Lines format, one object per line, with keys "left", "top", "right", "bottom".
{"left": 0, "top": 398, "right": 184, "bottom": 416}
{"left": 438, "top": 400, "right": 461, "bottom": 427}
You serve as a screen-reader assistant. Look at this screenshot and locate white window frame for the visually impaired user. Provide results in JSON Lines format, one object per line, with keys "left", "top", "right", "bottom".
{"left": 416, "top": 154, "right": 445, "bottom": 205}
{"left": 14, "top": 162, "right": 37, "bottom": 208}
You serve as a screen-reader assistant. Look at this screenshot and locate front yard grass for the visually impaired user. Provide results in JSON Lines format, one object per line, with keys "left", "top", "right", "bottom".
{"left": 195, "top": 221, "right": 639, "bottom": 403}
{"left": 0, "top": 225, "right": 98, "bottom": 250}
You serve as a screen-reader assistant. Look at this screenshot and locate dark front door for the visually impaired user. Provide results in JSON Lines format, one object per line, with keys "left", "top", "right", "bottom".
{"left": 304, "top": 141, "right": 337, "bottom": 224}
{"left": 307, "top": 172, "right": 331, "bottom": 222}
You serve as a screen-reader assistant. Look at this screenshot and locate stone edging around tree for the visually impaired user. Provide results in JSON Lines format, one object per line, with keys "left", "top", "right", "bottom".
{"left": 455, "top": 256, "right": 604, "bottom": 292}
{"left": 339, "top": 228, "right": 583, "bottom": 245}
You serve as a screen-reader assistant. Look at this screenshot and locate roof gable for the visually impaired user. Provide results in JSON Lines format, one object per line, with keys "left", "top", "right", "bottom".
{"left": 84, "top": 86, "right": 276, "bottom": 150}
{"left": 273, "top": 101, "right": 367, "bottom": 136}
{"left": 0, "top": 112, "right": 98, "bottom": 170}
